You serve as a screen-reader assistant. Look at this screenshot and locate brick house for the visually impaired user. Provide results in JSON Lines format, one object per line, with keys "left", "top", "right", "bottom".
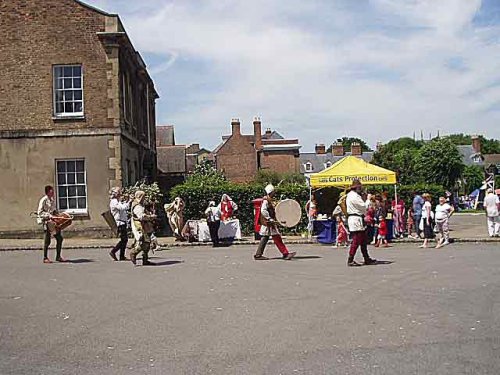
{"left": 213, "top": 118, "right": 301, "bottom": 183}
{"left": 0, "top": 0, "right": 158, "bottom": 236}
{"left": 300, "top": 142, "right": 374, "bottom": 176}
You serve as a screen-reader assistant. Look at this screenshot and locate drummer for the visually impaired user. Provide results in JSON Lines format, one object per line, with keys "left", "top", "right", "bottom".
{"left": 254, "top": 184, "right": 296, "bottom": 260}
{"left": 37, "top": 185, "right": 66, "bottom": 263}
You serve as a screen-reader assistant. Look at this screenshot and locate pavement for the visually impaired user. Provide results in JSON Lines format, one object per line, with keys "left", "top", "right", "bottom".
{"left": 0, "top": 213, "right": 498, "bottom": 251}
{"left": 1, "top": 243, "right": 500, "bottom": 374}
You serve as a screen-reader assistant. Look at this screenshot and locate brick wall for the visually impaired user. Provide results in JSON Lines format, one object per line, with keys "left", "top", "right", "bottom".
{"left": 216, "top": 134, "right": 257, "bottom": 183}
{"left": 0, "top": 0, "right": 110, "bottom": 131}
{"left": 260, "top": 152, "right": 299, "bottom": 174}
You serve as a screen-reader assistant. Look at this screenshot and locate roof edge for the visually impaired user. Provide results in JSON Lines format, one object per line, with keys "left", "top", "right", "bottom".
{"left": 74, "top": 0, "right": 117, "bottom": 17}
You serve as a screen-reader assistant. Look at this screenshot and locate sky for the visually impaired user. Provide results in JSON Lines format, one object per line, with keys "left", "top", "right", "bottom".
{"left": 85, "top": 0, "right": 500, "bottom": 151}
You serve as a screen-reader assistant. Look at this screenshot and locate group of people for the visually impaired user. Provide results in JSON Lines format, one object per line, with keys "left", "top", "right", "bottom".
{"left": 204, "top": 194, "right": 238, "bottom": 247}
{"left": 36, "top": 181, "right": 500, "bottom": 267}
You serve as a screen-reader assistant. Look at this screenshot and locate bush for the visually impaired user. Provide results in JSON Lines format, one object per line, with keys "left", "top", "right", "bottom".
{"left": 170, "top": 182, "right": 310, "bottom": 235}
{"left": 123, "top": 181, "right": 163, "bottom": 205}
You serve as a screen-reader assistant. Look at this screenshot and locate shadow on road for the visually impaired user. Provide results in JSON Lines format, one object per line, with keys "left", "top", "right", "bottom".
{"left": 66, "top": 259, "right": 95, "bottom": 264}
{"left": 269, "top": 256, "right": 322, "bottom": 260}
{"left": 150, "top": 260, "right": 184, "bottom": 266}
{"left": 369, "top": 260, "right": 394, "bottom": 265}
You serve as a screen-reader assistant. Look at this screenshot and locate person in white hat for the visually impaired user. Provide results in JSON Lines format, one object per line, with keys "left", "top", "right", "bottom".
{"left": 254, "top": 184, "right": 296, "bottom": 260}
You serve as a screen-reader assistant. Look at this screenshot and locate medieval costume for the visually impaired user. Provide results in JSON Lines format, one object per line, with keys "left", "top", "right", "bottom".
{"left": 219, "top": 194, "right": 238, "bottom": 221}
{"left": 164, "top": 197, "right": 185, "bottom": 240}
{"left": 130, "top": 191, "right": 156, "bottom": 266}
{"left": 254, "top": 184, "right": 296, "bottom": 260}
{"left": 37, "top": 186, "right": 65, "bottom": 263}
{"left": 109, "top": 187, "right": 130, "bottom": 261}
{"left": 346, "top": 180, "right": 377, "bottom": 267}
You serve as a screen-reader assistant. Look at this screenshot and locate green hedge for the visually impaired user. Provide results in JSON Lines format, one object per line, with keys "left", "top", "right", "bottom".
{"left": 170, "top": 183, "right": 310, "bottom": 235}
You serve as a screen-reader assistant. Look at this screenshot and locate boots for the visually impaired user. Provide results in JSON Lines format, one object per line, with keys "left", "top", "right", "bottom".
{"left": 347, "top": 255, "right": 361, "bottom": 267}
{"left": 142, "top": 253, "right": 155, "bottom": 266}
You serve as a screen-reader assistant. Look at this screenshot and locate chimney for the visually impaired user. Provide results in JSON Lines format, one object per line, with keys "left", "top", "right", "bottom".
{"left": 231, "top": 118, "right": 241, "bottom": 136}
{"left": 351, "top": 142, "right": 362, "bottom": 156}
{"left": 315, "top": 144, "right": 326, "bottom": 154}
{"left": 253, "top": 116, "right": 262, "bottom": 150}
{"left": 376, "top": 142, "right": 383, "bottom": 152}
{"left": 332, "top": 142, "right": 344, "bottom": 156}
{"left": 265, "top": 128, "right": 272, "bottom": 138}
{"left": 471, "top": 135, "right": 481, "bottom": 154}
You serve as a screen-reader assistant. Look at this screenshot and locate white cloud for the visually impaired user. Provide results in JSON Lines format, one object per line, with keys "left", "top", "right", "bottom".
{"left": 87, "top": 0, "right": 500, "bottom": 150}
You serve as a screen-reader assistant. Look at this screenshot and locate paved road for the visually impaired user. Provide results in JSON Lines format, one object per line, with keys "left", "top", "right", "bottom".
{"left": 1, "top": 243, "right": 500, "bottom": 375}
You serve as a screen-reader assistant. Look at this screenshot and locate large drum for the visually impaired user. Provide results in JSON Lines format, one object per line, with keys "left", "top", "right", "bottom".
{"left": 275, "top": 199, "right": 302, "bottom": 228}
{"left": 46, "top": 213, "right": 73, "bottom": 234}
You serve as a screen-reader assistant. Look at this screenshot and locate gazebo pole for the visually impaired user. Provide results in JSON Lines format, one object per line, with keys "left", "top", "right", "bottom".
{"left": 308, "top": 178, "right": 312, "bottom": 239}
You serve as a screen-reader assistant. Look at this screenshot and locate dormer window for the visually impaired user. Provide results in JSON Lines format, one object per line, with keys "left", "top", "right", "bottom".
{"left": 305, "top": 162, "right": 313, "bottom": 172}
{"left": 325, "top": 161, "right": 332, "bottom": 169}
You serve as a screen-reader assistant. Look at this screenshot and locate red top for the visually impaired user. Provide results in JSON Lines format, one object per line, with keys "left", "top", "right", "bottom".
{"left": 220, "top": 201, "right": 234, "bottom": 221}
{"left": 379, "top": 220, "right": 388, "bottom": 236}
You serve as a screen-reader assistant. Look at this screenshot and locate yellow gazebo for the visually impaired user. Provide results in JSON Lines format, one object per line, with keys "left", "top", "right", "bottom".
{"left": 307, "top": 156, "right": 398, "bottom": 237}
{"left": 309, "top": 155, "right": 396, "bottom": 188}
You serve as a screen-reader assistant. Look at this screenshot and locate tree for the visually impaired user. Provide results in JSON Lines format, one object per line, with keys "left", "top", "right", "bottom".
{"left": 326, "top": 137, "right": 372, "bottom": 153}
{"left": 185, "top": 159, "right": 227, "bottom": 186}
{"left": 255, "top": 170, "right": 306, "bottom": 186}
{"left": 372, "top": 137, "right": 422, "bottom": 184}
{"left": 461, "top": 165, "right": 484, "bottom": 195}
{"left": 414, "top": 138, "right": 465, "bottom": 189}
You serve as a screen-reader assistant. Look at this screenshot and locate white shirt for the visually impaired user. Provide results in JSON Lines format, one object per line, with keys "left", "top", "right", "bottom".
{"left": 259, "top": 198, "right": 279, "bottom": 236}
{"left": 132, "top": 204, "right": 146, "bottom": 221}
{"left": 484, "top": 193, "right": 499, "bottom": 217}
{"left": 110, "top": 198, "right": 129, "bottom": 226}
{"left": 346, "top": 190, "right": 368, "bottom": 232}
{"left": 422, "top": 201, "right": 432, "bottom": 220}
{"left": 205, "top": 206, "right": 221, "bottom": 222}
{"left": 37, "top": 195, "right": 56, "bottom": 224}
{"left": 435, "top": 203, "right": 452, "bottom": 221}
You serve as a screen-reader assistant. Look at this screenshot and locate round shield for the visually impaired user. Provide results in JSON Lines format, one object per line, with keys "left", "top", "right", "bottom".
{"left": 275, "top": 199, "right": 302, "bottom": 228}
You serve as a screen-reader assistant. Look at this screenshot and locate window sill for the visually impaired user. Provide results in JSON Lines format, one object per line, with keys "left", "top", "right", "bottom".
{"left": 61, "top": 210, "right": 89, "bottom": 218}
{"left": 53, "top": 115, "right": 86, "bottom": 122}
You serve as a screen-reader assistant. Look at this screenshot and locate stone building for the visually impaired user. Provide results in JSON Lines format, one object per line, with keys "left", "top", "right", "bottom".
{"left": 300, "top": 142, "right": 374, "bottom": 176}
{"left": 0, "top": 0, "right": 158, "bottom": 236}
{"left": 213, "top": 118, "right": 301, "bottom": 183}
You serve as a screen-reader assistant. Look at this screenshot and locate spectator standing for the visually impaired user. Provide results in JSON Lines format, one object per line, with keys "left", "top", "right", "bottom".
{"left": 419, "top": 193, "right": 434, "bottom": 248}
{"left": 392, "top": 197, "right": 406, "bottom": 238}
{"left": 434, "top": 196, "right": 454, "bottom": 248}
{"left": 205, "top": 201, "right": 222, "bottom": 247}
{"left": 484, "top": 189, "right": 500, "bottom": 237}
{"left": 365, "top": 197, "right": 376, "bottom": 244}
{"left": 413, "top": 192, "right": 425, "bottom": 238}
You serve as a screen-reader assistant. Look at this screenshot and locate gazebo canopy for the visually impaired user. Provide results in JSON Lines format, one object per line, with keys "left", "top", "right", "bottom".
{"left": 309, "top": 156, "right": 397, "bottom": 188}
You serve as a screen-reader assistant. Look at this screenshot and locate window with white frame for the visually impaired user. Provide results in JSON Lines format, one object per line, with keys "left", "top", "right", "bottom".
{"left": 305, "top": 162, "right": 313, "bottom": 172}
{"left": 53, "top": 65, "right": 84, "bottom": 117}
{"left": 325, "top": 161, "right": 332, "bottom": 169}
{"left": 56, "top": 159, "right": 87, "bottom": 213}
